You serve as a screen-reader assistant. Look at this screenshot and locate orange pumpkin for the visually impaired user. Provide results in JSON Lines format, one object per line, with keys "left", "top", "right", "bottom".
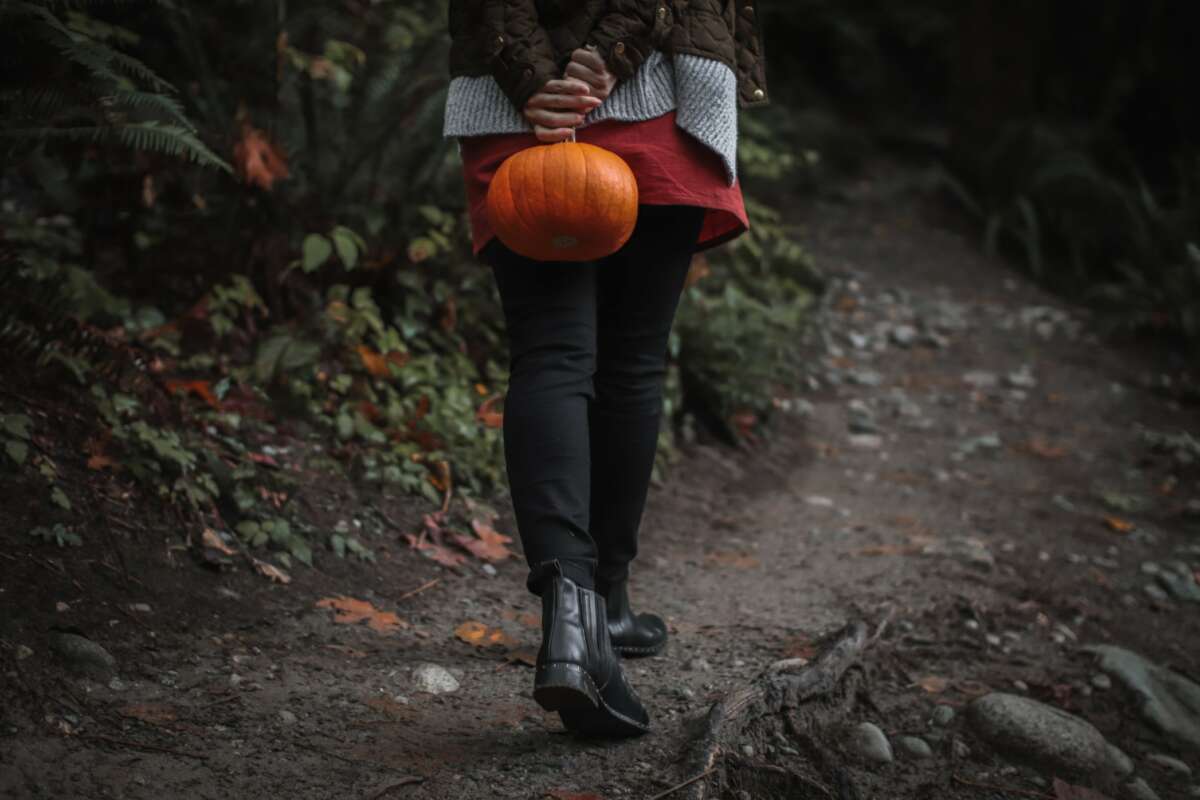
{"left": 486, "top": 141, "right": 639, "bottom": 262}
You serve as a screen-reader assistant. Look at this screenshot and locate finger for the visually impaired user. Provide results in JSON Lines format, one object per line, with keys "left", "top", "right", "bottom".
{"left": 570, "top": 47, "right": 609, "bottom": 75}
{"left": 564, "top": 61, "right": 606, "bottom": 90}
{"left": 541, "top": 78, "right": 593, "bottom": 96}
{"left": 526, "top": 91, "right": 601, "bottom": 112}
{"left": 524, "top": 108, "right": 585, "bottom": 128}
{"left": 534, "top": 125, "right": 574, "bottom": 143}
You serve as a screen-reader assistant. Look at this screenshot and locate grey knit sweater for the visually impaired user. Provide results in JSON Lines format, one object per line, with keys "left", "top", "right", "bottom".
{"left": 443, "top": 50, "right": 739, "bottom": 185}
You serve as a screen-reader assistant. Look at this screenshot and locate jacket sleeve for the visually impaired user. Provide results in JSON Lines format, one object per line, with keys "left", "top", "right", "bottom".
{"left": 487, "top": 1, "right": 562, "bottom": 111}
{"left": 586, "top": 0, "right": 658, "bottom": 80}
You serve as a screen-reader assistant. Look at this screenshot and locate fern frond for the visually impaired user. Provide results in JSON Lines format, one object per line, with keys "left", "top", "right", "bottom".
{"left": 107, "top": 89, "right": 195, "bottom": 131}
{"left": 2, "top": 122, "right": 231, "bottom": 172}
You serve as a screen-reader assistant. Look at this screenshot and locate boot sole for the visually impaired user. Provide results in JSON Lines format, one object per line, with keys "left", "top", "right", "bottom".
{"left": 612, "top": 639, "right": 666, "bottom": 657}
{"left": 533, "top": 662, "right": 600, "bottom": 713}
{"left": 559, "top": 694, "right": 651, "bottom": 738}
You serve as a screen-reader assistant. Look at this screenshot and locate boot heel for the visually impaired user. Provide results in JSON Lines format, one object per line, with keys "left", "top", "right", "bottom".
{"left": 533, "top": 662, "right": 600, "bottom": 712}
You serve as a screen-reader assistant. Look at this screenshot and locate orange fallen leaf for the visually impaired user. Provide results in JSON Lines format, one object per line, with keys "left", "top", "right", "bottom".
{"left": 252, "top": 557, "right": 291, "bottom": 584}
{"left": 476, "top": 394, "right": 504, "bottom": 428}
{"left": 316, "top": 595, "right": 407, "bottom": 633}
{"left": 1103, "top": 516, "right": 1134, "bottom": 534}
{"left": 501, "top": 609, "right": 541, "bottom": 629}
{"left": 357, "top": 345, "right": 389, "bottom": 378}
{"left": 455, "top": 620, "right": 519, "bottom": 649}
{"left": 85, "top": 438, "right": 114, "bottom": 471}
{"left": 201, "top": 528, "right": 237, "bottom": 556}
{"left": 915, "top": 675, "right": 949, "bottom": 694}
{"left": 233, "top": 122, "right": 290, "bottom": 191}
{"left": 1026, "top": 436, "right": 1067, "bottom": 459}
{"left": 164, "top": 378, "right": 220, "bottom": 410}
{"left": 703, "top": 550, "right": 760, "bottom": 569}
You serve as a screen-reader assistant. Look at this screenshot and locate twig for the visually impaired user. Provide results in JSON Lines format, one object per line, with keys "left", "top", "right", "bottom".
{"left": 77, "top": 733, "right": 209, "bottom": 761}
{"left": 368, "top": 777, "right": 424, "bottom": 799}
{"left": 396, "top": 578, "right": 439, "bottom": 602}
{"left": 951, "top": 774, "right": 1054, "bottom": 799}
{"left": 195, "top": 693, "right": 241, "bottom": 710}
{"left": 646, "top": 768, "right": 718, "bottom": 800}
{"left": 293, "top": 740, "right": 408, "bottom": 774}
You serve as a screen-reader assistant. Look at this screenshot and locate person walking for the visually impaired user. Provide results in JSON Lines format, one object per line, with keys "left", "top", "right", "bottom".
{"left": 443, "top": 0, "right": 768, "bottom": 737}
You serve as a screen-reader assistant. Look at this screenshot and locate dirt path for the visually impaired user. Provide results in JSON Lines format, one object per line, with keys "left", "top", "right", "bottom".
{"left": 4, "top": 162, "right": 1199, "bottom": 800}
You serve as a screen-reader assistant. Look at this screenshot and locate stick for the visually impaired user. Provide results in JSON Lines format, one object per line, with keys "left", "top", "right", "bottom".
{"left": 646, "top": 768, "right": 718, "bottom": 800}
{"left": 951, "top": 774, "right": 1054, "bottom": 799}
{"left": 396, "top": 578, "right": 439, "bottom": 602}
{"left": 368, "top": 777, "right": 424, "bottom": 799}
{"left": 77, "top": 733, "right": 209, "bottom": 761}
{"left": 293, "top": 740, "right": 409, "bottom": 774}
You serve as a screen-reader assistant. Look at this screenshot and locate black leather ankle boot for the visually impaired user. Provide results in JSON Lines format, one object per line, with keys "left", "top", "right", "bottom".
{"left": 596, "top": 575, "right": 668, "bottom": 657}
{"left": 531, "top": 560, "right": 651, "bottom": 737}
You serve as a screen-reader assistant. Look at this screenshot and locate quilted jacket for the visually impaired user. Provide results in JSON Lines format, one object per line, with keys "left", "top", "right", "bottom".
{"left": 447, "top": 0, "right": 768, "bottom": 112}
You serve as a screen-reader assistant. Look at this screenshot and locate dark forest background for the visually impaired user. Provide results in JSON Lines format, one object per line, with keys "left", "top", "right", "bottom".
{"left": 1, "top": 0, "right": 1196, "bottom": 561}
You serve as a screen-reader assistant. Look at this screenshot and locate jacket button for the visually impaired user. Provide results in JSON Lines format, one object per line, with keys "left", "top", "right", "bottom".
{"left": 753, "top": 88, "right": 765, "bottom": 100}
{"left": 613, "top": 41, "right": 626, "bottom": 55}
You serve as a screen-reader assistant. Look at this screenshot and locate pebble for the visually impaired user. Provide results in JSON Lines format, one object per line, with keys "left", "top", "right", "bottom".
{"left": 931, "top": 705, "right": 956, "bottom": 727}
{"left": 951, "top": 738, "right": 971, "bottom": 759}
{"left": 805, "top": 496, "right": 835, "bottom": 508}
{"left": 848, "top": 722, "right": 893, "bottom": 764}
{"left": 1157, "top": 571, "right": 1200, "bottom": 603}
{"left": 481, "top": 564, "right": 497, "bottom": 577}
{"left": 848, "top": 434, "right": 884, "bottom": 450}
{"left": 48, "top": 632, "right": 117, "bottom": 679}
{"left": 279, "top": 709, "right": 298, "bottom": 725}
{"left": 1146, "top": 754, "right": 1191, "bottom": 777}
{"left": 1092, "top": 674, "right": 1112, "bottom": 691}
{"left": 963, "top": 371, "right": 999, "bottom": 390}
{"left": 1107, "top": 744, "right": 1134, "bottom": 777}
{"left": 891, "top": 325, "right": 918, "bottom": 347}
{"left": 1084, "top": 645, "right": 1200, "bottom": 751}
{"left": 966, "top": 693, "right": 1122, "bottom": 778}
{"left": 684, "top": 657, "right": 712, "bottom": 672}
{"left": 898, "top": 736, "right": 934, "bottom": 759}
{"left": 15, "top": 645, "right": 33, "bottom": 661}
{"left": 412, "top": 663, "right": 460, "bottom": 695}
{"left": 1006, "top": 367, "right": 1037, "bottom": 389}
{"left": 741, "top": 744, "right": 755, "bottom": 758}
{"left": 1144, "top": 584, "right": 1170, "bottom": 602}
{"left": 1126, "top": 778, "right": 1162, "bottom": 800}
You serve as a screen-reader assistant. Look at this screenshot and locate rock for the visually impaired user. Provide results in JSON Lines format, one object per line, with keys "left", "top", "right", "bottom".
{"left": 966, "top": 693, "right": 1119, "bottom": 778}
{"left": 1006, "top": 367, "right": 1038, "bottom": 389}
{"left": 848, "top": 722, "right": 893, "bottom": 764}
{"left": 1126, "top": 777, "right": 1162, "bottom": 800}
{"left": 920, "top": 537, "right": 995, "bottom": 572}
{"left": 963, "top": 371, "right": 999, "bottom": 390}
{"left": 898, "top": 736, "right": 934, "bottom": 759}
{"left": 891, "top": 325, "right": 918, "bottom": 347}
{"left": 412, "top": 663, "right": 460, "bottom": 695}
{"left": 1093, "top": 674, "right": 1113, "bottom": 691}
{"left": 805, "top": 496, "right": 835, "bottom": 508}
{"left": 1144, "top": 584, "right": 1170, "bottom": 602}
{"left": 848, "top": 434, "right": 884, "bottom": 450}
{"left": 279, "top": 709, "right": 298, "bottom": 725}
{"left": 1187, "top": 785, "right": 1200, "bottom": 797}
{"left": 951, "top": 738, "right": 972, "bottom": 759}
{"left": 1108, "top": 744, "right": 1134, "bottom": 777}
{"left": 1157, "top": 571, "right": 1200, "bottom": 603}
{"left": 15, "top": 645, "right": 33, "bottom": 661}
{"left": 1084, "top": 645, "right": 1200, "bottom": 752}
{"left": 1146, "top": 753, "right": 1192, "bottom": 777}
{"left": 741, "top": 744, "right": 755, "bottom": 758}
{"left": 481, "top": 563, "right": 497, "bottom": 577}
{"left": 48, "top": 632, "right": 116, "bottom": 679}
{"left": 684, "top": 657, "right": 712, "bottom": 672}
{"left": 931, "top": 705, "right": 956, "bottom": 727}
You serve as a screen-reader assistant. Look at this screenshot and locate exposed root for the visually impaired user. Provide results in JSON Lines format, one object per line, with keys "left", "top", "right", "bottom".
{"left": 681, "top": 621, "right": 873, "bottom": 800}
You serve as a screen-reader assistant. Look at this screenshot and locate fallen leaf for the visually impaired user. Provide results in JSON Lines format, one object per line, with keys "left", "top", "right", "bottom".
{"left": 324, "top": 644, "right": 368, "bottom": 659}
{"left": 476, "top": 394, "right": 504, "bottom": 428}
{"left": 1052, "top": 778, "right": 1114, "bottom": 800}
{"left": 779, "top": 635, "right": 817, "bottom": 660}
{"left": 1026, "top": 436, "right": 1067, "bottom": 459}
{"left": 117, "top": 704, "right": 177, "bottom": 724}
{"left": 357, "top": 345, "right": 390, "bottom": 378}
{"left": 915, "top": 675, "right": 949, "bottom": 694}
{"left": 316, "top": 596, "right": 407, "bottom": 633}
{"left": 455, "top": 620, "right": 519, "bottom": 649}
{"left": 1102, "top": 516, "right": 1134, "bottom": 534}
{"left": 246, "top": 452, "right": 279, "bottom": 468}
{"left": 501, "top": 609, "right": 541, "bottom": 629}
{"left": 252, "top": 558, "right": 291, "bottom": 584}
{"left": 85, "top": 437, "right": 114, "bottom": 471}
{"left": 201, "top": 528, "right": 237, "bottom": 556}
{"left": 164, "top": 378, "right": 220, "bottom": 410}
{"left": 233, "top": 122, "right": 290, "bottom": 191}
{"left": 468, "top": 517, "right": 514, "bottom": 561}
{"left": 545, "top": 790, "right": 605, "bottom": 800}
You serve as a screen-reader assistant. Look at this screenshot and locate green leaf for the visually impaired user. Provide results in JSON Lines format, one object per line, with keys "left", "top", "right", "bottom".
{"left": 302, "top": 234, "right": 333, "bottom": 273}
{"left": 330, "top": 533, "right": 347, "bottom": 558}
{"left": 330, "top": 226, "right": 359, "bottom": 270}
{"left": 2, "top": 414, "right": 33, "bottom": 440}
{"left": 5, "top": 440, "right": 28, "bottom": 465}
{"left": 50, "top": 487, "right": 71, "bottom": 510}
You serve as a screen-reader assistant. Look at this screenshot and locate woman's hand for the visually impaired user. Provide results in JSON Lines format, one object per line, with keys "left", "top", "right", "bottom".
{"left": 565, "top": 46, "right": 618, "bottom": 102}
{"left": 523, "top": 77, "right": 602, "bottom": 143}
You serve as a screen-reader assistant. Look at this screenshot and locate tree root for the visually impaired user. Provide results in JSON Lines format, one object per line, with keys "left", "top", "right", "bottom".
{"left": 680, "top": 621, "right": 875, "bottom": 800}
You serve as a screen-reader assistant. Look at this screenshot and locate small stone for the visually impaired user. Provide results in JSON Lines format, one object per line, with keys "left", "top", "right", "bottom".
{"left": 412, "top": 663, "right": 459, "bottom": 695}
{"left": 1186, "top": 785, "right": 1200, "bottom": 797}
{"left": 1083, "top": 645, "right": 1200, "bottom": 752}
{"left": 1142, "top": 562, "right": 1162, "bottom": 575}
{"left": 931, "top": 705, "right": 956, "bottom": 727}
{"left": 128, "top": 603, "right": 152, "bottom": 614}
{"left": 48, "top": 632, "right": 117, "bottom": 679}
{"left": 1107, "top": 744, "right": 1134, "bottom": 777}
{"left": 107, "top": 677, "right": 127, "bottom": 691}
{"left": 1157, "top": 571, "right": 1200, "bottom": 603}
{"left": 951, "top": 738, "right": 971, "bottom": 759}
{"left": 1145, "top": 584, "right": 1170, "bottom": 602}
{"left": 805, "top": 496, "right": 835, "bottom": 508}
{"left": 898, "top": 736, "right": 934, "bottom": 759}
{"left": 279, "top": 709, "right": 298, "bottom": 725}
{"left": 676, "top": 687, "right": 696, "bottom": 701}
{"left": 848, "top": 434, "right": 884, "bottom": 450}
{"left": 1126, "top": 777, "right": 1162, "bottom": 800}
{"left": 963, "top": 371, "right": 999, "bottom": 389}
{"left": 1013, "top": 680, "right": 1029, "bottom": 692}
{"left": 1006, "top": 367, "right": 1038, "bottom": 389}
{"left": 481, "top": 563, "right": 498, "bottom": 577}
{"left": 741, "top": 744, "right": 755, "bottom": 758}
{"left": 684, "top": 657, "right": 712, "bottom": 672}
{"left": 891, "top": 325, "right": 918, "bottom": 347}
{"left": 1092, "top": 674, "right": 1112, "bottom": 691}
{"left": 848, "top": 722, "right": 893, "bottom": 763}
{"left": 1146, "top": 753, "right": 1192, "bottom": 777}
{"left": 55, "top": 602, "right": 69, "bottom": 613}
{"left": 15, "top": 645, "right": 33, "bottom": 661}
{"left": 966, "top": 693, "right": 1118, "bottom": 778}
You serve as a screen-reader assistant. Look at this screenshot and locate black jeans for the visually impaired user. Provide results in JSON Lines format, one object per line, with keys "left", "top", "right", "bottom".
{"left": 483, "top": 205, "right": 707, "bottom": 597}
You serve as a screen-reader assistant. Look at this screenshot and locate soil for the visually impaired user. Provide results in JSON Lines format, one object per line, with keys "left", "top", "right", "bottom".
{"left": 2, "top": 160, "right": 1199, "bottom": 800}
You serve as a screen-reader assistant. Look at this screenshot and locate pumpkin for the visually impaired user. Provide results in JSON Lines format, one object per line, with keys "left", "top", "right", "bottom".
{"left": 486, "top": 141, "right": 639, "bottom": 262}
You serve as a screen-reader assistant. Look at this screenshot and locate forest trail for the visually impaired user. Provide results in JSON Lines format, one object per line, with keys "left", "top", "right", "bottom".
{"left": 4, "top": 162, "right": 1199, "bottom": 800}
